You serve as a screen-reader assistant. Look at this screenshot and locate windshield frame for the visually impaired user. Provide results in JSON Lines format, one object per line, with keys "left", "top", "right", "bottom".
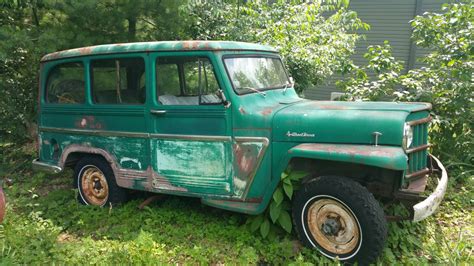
{"left": 222, "top": 54, "right": 290, "bottom": 96}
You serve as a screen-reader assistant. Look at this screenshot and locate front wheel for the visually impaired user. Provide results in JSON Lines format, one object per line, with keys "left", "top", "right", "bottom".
{"left": 292, "top": 176, "right": 387, "bottom": 264}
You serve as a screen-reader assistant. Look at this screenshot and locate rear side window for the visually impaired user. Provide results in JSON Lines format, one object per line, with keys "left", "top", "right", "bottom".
{"left": 91, "top": 58, "right": 145, "bottom": 104}
{"left": 46, "top": 62, "right": 85, "bottom": 104}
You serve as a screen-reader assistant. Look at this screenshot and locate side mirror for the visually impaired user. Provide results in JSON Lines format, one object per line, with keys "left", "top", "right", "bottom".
{"left": 217, "top": 89, "right": 231, "bottom": 108}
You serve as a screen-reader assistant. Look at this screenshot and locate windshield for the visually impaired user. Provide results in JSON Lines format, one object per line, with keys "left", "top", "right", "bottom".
{"left": 224, "top": 56, "right": 289, "bottom": 95}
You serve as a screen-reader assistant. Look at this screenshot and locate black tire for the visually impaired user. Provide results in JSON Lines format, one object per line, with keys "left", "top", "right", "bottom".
{"left": 292, "top": 176, "right": 387, "bottom": 265}
{"left": 74, "top": 156, "right": 128, "bottom": 207}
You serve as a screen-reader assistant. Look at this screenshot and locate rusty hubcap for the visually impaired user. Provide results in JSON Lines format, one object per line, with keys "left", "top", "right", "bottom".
{"left": 80, "top": 166, "right": 109, "bottom": 206}
{"left": 307, "top": 197, "right": 360, "bottom": 255}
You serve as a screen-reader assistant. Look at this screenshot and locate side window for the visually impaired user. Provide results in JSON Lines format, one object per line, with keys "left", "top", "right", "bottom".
{"left": 91, "top": 58, "right": 145, "bottom": 104}
{"left": 156, "top": 57, "right": 222, "bottom": 106}
{"left": 156, "top": 63, "right": 181, "bottom": 97}
{"left": 46, "top": 62, "right": 85, "bottom": 104}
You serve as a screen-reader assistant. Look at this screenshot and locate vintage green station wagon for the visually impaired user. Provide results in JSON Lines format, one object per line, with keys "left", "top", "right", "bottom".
{"left": 33, "top": 41, "right": 448, "bottom": 263}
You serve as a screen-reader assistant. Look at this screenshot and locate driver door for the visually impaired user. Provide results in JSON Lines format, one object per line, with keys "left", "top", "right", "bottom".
{"left": 149, "top": 52, "right": 233, "bottom": 196}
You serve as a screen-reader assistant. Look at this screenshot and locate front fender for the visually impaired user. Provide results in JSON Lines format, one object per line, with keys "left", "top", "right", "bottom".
{"left": 287, "top": 143, "right": 408, "bottom": 171}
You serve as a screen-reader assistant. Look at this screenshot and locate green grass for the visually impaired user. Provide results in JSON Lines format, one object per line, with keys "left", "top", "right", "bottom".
{"left": 0, "top": 143, "right": 472, "bottom": 264}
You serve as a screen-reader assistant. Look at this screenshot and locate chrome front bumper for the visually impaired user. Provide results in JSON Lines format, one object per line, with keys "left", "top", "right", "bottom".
{"left": 32, "top": 159, "right": 63, "bottom": 174}
{"left": 412, "top": 154, "right": 448, "bottom": 222}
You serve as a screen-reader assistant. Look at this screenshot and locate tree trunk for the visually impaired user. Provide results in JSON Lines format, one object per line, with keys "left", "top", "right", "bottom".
{"left": 127, "top": 17, "right": 137, "bottom": 42}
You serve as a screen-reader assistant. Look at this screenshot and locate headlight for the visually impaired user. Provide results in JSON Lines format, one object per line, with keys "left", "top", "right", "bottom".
{"left": 403, "top": 123, "right": 413, "bottom": 149}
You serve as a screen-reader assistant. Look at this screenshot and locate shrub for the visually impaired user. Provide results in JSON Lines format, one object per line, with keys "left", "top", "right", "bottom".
{"left": 338, "top": 2, "right": 473, "bottom": 180}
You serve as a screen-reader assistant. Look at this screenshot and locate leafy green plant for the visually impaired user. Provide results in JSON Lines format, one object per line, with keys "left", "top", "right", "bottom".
{"left": 401, "top": 1, "right": 473, "bottom": 181}
{"left": 336, "top": 40, "right": 404, "bottom": 101}
{"left": 247, "top": 170, "right": 307, "bottom": 238}
{"left": 184, "top": 0, "right": 369, "bottom": 94}
{"left": 338, "top": 1, "right": 473, "bottom": 181}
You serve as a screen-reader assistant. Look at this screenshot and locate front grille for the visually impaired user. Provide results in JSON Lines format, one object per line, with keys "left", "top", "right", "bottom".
{"left": 405, "top": 118, "right": 430, "bottom": 179}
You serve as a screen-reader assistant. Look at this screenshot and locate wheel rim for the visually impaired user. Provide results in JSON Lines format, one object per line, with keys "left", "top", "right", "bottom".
{"left": 306, "top": 197, "right": 360, "bottom": 256}
{"left": 80, "top": 166, "right": 109, "bottom": 206}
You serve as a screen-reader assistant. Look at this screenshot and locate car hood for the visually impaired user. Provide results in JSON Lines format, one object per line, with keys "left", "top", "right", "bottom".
{"left": 273, "top": 100, "right": 431, "bottom": 146}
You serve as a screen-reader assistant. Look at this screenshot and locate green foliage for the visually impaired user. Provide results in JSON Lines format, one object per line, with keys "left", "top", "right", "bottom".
{"left": 0, "top": 0, "right": 185, "bottom": 141}
{"left": 338, "top": 1, "right": 473, "bottom": 180}
{"left": 247, "top": 170, "right": 306, "bottom": 238}
{"left": 337, "top": 40, "right": 404, "bottom": 101}
{"left": 185, "top": 0, "right": 369, "bottom": 94}
{"left": 403, "top": 1, "right": 474, "bottom": 180}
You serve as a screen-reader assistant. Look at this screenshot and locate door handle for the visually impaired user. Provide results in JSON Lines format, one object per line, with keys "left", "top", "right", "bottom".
{"left": 150, "top": 109, "right": 167, "bottom": 115}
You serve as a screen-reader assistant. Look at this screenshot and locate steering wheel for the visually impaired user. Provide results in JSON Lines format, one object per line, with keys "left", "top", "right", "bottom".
{"left": 57, "top": 92, "right": 78, "bottom": 104}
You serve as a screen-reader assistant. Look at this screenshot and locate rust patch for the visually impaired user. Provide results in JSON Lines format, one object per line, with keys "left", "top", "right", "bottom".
{"left": 61, "top": 145, "right": 188, "bottom": 193}
{"left": 149, "top": 166, "right": 187, "bottom": 192}
{"left": 75, "top": 116, "right": 103, "bottom": 130}
{"left": 407, "top": 116, "right": 432, "bottom": 126}
{"left": 78, "top": 46, "right": 93, "bottom": 55}
{"left": 0, "top": 186, "right": 5, "bottom": 223}
{"left": 238, "top": 106, "right": 247, "bottom": 115}
{"left": 80, "top": 165, "right": 109, "bottom": 206}
{"left": 60, "top": 144, "right": 120, "bottom": 176}
{"left": 42, "top": 51, "right": 61, "bottom": 61}
{"left": 182, "top": 41, "right": 201, "bottom": 49}
{"left": 406, "top": 175, "right": 428, "bottom": 193}
{"left": 296, "top": 143, "right": 400, "bottom": 158}
{"left": 232, "top": 138, "right": 269, "bottom": 198}
{"left": 233, "top": 143, "right": 258, "bottom": 177}
{"left": 221, "top": 197, "right": 262, "bottom": 203}
{"left": 312, "top": 103, "right": 349, "bottom": 110}
{"left": 291, "top": 143, "right": 406, "bottom": 170}
{"left": 261, "top": 108, "right": 273, "bottom": 116}
{"left": 115, "top": 165, "right": 187, "bottom": 193}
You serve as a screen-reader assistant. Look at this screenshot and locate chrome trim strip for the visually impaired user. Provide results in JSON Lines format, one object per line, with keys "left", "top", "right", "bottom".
{"left": 406, "top": 144, "right": 431, "bottom": 154}
{"left": 40, "top": 126, "right": 233, "bottom": 142}
{"left": 407, "top": 116, "right": 432, "bottom": 126}
{"left": 234, "top": 137, "right": 270, "bottom": 199}
{"left": 234, "top": 136, "right": 270, "bottom": 146}
{"left": 151, "top": 134, "right": 232, "bottom": 142}
{"left": 32, "top": 159, "right": 63, "bottom": 174}
{"left": 40, "top": 126, "right": 149, "bottom": 138}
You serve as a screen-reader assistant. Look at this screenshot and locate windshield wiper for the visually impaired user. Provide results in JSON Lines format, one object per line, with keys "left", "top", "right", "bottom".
{"left": 240, "top": 87, "right": 266, "bottom": 97}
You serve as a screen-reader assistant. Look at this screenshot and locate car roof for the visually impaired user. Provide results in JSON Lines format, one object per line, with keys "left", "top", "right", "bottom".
{"left": 40, "top": 41, "right": 277, "bottom": 62}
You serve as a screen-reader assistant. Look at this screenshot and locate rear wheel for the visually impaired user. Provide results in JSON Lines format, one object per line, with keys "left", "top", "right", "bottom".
{"left": 292, "top": 176, "right": 387, "bottom": 264}
{"left": 74, "top": 156, "right": 127, "bottom": 206}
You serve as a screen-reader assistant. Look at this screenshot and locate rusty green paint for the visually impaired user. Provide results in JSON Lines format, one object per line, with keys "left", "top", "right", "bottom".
{"left": 287, "top": 143, "right": 408, "bottom": 170}
{"left": 40, "top": 41, "right": 277, "bottom": 62}
{"left": 35, "top": 41, "right": 433, "bottom": 215}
